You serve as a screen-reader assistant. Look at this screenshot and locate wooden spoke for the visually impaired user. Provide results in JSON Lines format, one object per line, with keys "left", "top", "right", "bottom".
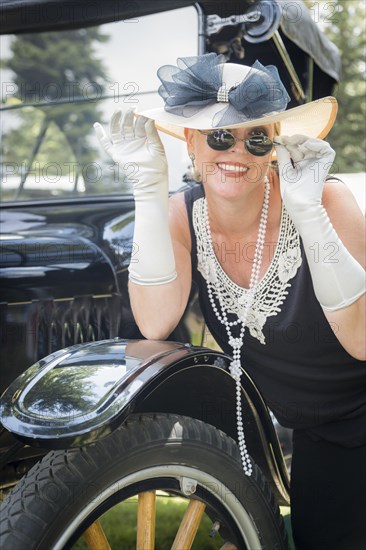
{"left": 83, "top": 520, "right": 111, "bottom": 550}
{"left": 137, "top": 491, "right": 156, "bottom": 550}
{"left": 171, "top": 499, "right": 206, "bottom": 550}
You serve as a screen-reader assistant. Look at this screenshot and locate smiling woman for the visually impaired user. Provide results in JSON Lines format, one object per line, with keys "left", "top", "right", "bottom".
{"left": 188, "top": 125, "right": 275, "bottom": 185}
{"left": 94, "top": 51, "right": 366, "bottom": 549}
{"left": 0, "top": 3, "right": 365, "bottom": 550}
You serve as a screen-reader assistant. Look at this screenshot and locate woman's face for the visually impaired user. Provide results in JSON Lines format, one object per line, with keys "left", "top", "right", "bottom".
{"left": 185, "top": 125, "right": 275, "bottom": 200}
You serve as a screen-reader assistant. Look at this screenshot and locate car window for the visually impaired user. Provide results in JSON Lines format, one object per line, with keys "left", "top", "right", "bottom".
{"left": 0, "top": 7, "right": 198, "bottom": 202}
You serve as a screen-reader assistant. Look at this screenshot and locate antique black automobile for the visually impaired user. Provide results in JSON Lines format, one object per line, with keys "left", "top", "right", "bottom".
{"left": 0, "top": 0, "right": 340, "bottom": 548}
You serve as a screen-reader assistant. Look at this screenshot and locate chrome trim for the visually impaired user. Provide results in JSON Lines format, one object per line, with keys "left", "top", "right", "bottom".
{"left": 272, "top": 30, "right": 305, "bottom": 101}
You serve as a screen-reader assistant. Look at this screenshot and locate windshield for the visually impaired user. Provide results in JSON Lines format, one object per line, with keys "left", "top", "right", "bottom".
{"left": 0, "top": 7, "right": 198, "bottom": 202}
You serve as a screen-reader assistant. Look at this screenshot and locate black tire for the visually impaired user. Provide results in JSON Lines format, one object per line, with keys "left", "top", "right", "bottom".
{"left": 0, "top": 414, "right": 289, "bottom": 549}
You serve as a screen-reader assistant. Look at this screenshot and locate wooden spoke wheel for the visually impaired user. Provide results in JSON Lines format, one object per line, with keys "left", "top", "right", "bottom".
{"left": 0, "top": 414, "right": 289, "bottom": 549}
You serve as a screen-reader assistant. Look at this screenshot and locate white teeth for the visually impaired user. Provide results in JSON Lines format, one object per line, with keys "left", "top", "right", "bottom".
{"left": 218, "top": 163, "right": 248, "bottom": 172}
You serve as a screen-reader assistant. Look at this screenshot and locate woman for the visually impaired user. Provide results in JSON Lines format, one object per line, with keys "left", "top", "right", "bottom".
{"left": 94, "top": 54, "right": 366, "bottom": 549}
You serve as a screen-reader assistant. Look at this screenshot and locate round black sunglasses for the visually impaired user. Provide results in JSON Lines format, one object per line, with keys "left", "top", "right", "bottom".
{"left": 199, "top": 129, "right": 274, "bottom": 156}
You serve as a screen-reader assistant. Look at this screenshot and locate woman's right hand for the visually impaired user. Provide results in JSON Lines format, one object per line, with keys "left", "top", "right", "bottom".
{"left": 94, "top": 109, "right": 192, "bottom": 339}
{"left": 93, "top": 109, "right": 168, "bottom": 192}
{"left": 94, "top": 109, "right": 176, "bottom": 287}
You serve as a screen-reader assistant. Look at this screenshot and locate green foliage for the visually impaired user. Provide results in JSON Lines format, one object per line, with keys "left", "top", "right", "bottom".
{"left": 71, "top": 496, "right": 223, "bottom": 550}
{"left": 6, "top": 28, "right": 109, "bottom": 105}
{"left": 4, "top": 108, "right": 73, "bottom": 169}
{"left": 2, "top": 28, "right": 112, "bottom": 194}
{"left": 69, "top": 498, "right": 295, "bottom": 549}
{"left": 316, "top": 0, "right": 366, "bottom": 172}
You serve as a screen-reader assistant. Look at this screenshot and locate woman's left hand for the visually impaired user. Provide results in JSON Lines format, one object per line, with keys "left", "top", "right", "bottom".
{"left": 274, "top": 135, "right": 335, "bottom": 217}
{"left": 274, "top": 135, "right": 365, "bottom": 331}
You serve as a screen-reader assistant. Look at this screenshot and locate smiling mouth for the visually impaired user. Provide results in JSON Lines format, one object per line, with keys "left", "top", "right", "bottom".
{"left": 217, "top": 163, "right": 248, "bottom": 173}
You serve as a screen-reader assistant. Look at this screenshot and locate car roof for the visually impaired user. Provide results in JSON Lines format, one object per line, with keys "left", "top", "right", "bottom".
{"left": 1, "top": 0, "right": 340, "bottom": 82}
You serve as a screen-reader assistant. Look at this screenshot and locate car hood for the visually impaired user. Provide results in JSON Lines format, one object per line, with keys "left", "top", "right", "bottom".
{"left": 0, "top": 220, "right": 117, "bottom": 302}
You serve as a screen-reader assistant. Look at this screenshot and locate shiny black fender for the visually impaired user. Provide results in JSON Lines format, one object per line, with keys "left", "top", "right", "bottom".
{"left": 0, "top": 338, "right": 290, "bottom": 505}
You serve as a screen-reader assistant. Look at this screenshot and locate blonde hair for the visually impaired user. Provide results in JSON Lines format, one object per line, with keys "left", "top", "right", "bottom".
{"left": 270, "top": 122, "right": 281, "bottom": 172}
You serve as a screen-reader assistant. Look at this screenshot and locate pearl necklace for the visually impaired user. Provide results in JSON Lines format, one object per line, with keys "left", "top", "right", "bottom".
{"left": 203, "top": 176, "right": 270, "bottom": 476}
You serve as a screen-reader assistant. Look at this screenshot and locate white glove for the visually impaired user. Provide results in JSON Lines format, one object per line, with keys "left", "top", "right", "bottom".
{"left": 275, "top": 135, "right": 365, "bottom": 311}
{"left": 94, "top": 109, "right": 176, "bottom": 285}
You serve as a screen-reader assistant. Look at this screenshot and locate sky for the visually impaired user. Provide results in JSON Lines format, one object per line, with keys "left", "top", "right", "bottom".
{"left": 91, "top": 6, "right": 199, "bottom": 189}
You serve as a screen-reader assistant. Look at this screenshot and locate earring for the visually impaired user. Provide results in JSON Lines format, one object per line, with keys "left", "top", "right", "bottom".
{"left": 189, "top": 152, "right": 202, "bottom": 182}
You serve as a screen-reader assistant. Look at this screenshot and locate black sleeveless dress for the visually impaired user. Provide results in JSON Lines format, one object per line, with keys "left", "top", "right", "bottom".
{"left": 184, "top": 184, "right": 366, "bottom": 448}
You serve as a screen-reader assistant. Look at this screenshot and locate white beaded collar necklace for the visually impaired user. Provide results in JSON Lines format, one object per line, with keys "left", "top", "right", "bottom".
{"left": 202, "top": 176, "right": 270, "bottom": 476}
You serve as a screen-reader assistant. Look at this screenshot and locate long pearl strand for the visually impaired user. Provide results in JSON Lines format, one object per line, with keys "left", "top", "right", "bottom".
{"left": 203, "top": 176, "right": 270, "bottom": 476}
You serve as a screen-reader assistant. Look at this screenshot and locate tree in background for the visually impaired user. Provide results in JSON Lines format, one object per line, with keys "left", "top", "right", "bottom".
{"left": 2, "top": 28, "right": 111, "bottom": 197}
{"left": 309, "top": 0, "right": 365, "bottom": 172}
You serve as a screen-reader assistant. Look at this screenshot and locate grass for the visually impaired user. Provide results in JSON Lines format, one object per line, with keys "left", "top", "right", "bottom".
{"left": 72, "top": 494, "right": 223, "bottom": 550}
{"left": 71, "top": 495, "right": 296, "bottom": 550}
{"left": 280, "top": 506, "right": 296, "bottom": 550}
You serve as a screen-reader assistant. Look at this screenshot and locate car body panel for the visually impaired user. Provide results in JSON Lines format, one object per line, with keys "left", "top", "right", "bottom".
{"left": 0, "top": 338, "right": 290, "bottom": 504}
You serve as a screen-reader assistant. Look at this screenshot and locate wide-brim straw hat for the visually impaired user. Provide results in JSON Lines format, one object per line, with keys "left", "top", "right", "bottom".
{"left": 137, "top": 54, "right": 337, "bottom": 141}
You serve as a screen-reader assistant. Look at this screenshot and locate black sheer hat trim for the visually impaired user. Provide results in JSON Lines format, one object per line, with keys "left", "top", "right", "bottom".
{"left": 157, "top": 53, "right": 290, "bottom": 127}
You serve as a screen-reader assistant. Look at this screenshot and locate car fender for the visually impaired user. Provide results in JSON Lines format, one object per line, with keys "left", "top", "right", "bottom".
{"left": 0, "top": 338, "right": 290, "bottom": 504}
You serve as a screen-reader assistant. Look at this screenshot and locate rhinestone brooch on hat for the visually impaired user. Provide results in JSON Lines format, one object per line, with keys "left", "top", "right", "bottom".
{"left": 217, "top": 85, "right": 230, "bottom": 102}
